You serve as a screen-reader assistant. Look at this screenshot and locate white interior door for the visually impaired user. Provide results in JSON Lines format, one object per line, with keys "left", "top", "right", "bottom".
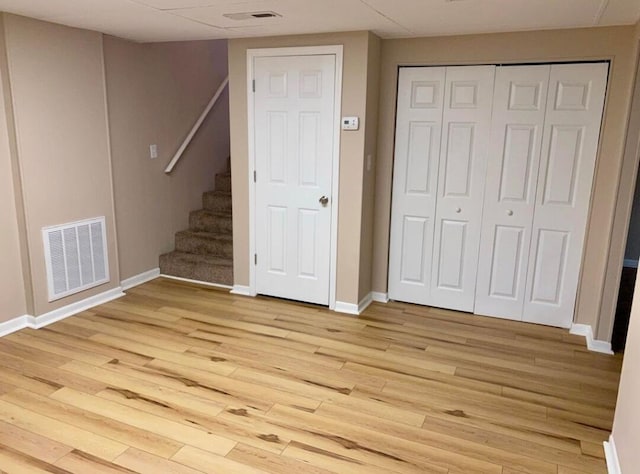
{"left": 522, "top": 63, "right": 608, "bottom": 327}
{"left": 475, "top": 65, "right": 551, "bottom": 320}
{"left": 253, "top": 54, "right": 336, "bottom": 305}
{"left": 388, "top": 67, "right": 446, "bottom": 305}
{"left": 430, "top": 65, "right": 496, "bottom": 312}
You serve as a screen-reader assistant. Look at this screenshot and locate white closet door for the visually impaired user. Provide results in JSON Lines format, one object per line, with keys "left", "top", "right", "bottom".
{"left": 430, "top": 66, "right": 496, "bottom": 312}
{"left": 523, "top": 63, "right": 608, "bottom": 328}
{"left": 388, "top": 67, "right": 446, "bottom": 305}
{"left": 475, "top": 65, "right": 550, "bottom": 320}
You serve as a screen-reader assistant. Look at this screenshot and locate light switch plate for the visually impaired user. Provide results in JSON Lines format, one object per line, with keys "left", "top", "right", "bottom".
{"left": 149, "top": 144, "right": 158, "bottom": 159}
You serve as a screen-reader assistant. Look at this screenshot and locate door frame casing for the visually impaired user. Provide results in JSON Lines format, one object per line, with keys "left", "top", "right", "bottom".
{"left": 246, "top": 45, "right": 344, "bottom": 309}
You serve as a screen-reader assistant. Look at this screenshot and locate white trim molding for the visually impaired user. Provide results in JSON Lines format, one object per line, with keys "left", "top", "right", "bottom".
{"left": 334, "top": 301, "right": 360, "bottom": 315}
{"left": 0, "top": 286, "right": 124, "bottom": 337}
{"left": 0, "top": 315, "right": 31, "bottom": 337}
{"left": 231, "top": 285, "right": 253, "bottom": 296}
{"left": 372, "top": 292, "right": 390, "bottom": 303}
{"left": 335, "top": 292, "right": 374, "bottom": 316}
{"left": 570, "top": 323, "right": 614, "bottom": 355}
{"left": 160, "top": 274, "right": 232, "bottom": 290}
{"left": 604, "top": 435, "right": 622, "bottom": 474}
{"left": 122, "top": 268, "right": 160, "bottom": 290}
{"left": 358, "top": 293, "right": 373, "bottom": 314}
{"left": 33, "top": 287, "right": 124, "bottom": 328}
{"left": 246, "top": 45, "right": 344, "bottom": 311}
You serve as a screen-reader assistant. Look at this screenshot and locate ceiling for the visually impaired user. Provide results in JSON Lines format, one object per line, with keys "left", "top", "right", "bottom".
{"left": 0, "top": 0, "right": 638, "bottom": 43}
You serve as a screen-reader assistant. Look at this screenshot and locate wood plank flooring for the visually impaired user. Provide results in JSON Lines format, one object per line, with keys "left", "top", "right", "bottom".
{"left": 0, "top": 277, "right": 622, "bottom": 473}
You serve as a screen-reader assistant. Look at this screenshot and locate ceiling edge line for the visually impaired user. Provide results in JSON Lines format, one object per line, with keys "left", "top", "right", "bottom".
{"left": 356, "top": 0, "right": 415, "bottom": 35}
{"left": 593, "top": 0, "right": 610, "bottom": 25}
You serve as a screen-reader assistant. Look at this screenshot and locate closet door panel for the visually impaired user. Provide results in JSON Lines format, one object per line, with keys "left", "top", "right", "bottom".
{"left": 475, "top": 65, "right": 550, "bottom": 320}
{"left": 388, "top": 67, "right": 446, "bottom": 305}
{"left": 523, "top": 63, "right": 608, "bottom": 328}
{"left": 431, "top": 65, "right": 495, "bottom": 312}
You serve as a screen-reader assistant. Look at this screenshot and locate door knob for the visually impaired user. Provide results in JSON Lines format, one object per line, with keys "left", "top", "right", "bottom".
{"left": 506, "top": 209, "right": 514, "bottom": 216}
{"left": 455, "top": 207, "right": 462, "bottom": 213}
{"left": 319, "top": 195, "right": 329, "bottom": 206}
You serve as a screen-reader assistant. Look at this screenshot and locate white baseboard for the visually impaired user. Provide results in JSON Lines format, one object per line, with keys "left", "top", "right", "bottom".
{"left": 121, "top": 268, "right": 160, "bottom": 290}
{"left": 623, "top": 258, "right": 638, "bottom": 268}
{"left": 160, "top": 274, "right": 232, "bottom": 290}
{"left": 335, "top": 293, "right": 373, "bottom": 316}
{"left": 230, "top": 285, "right": 252, "bottom": 296}
{"left": 31, "top": 287, "right": 125, "bottom": 329}
{"left": 0, "top": 286, "right": 125, "bottom": 337}
{"left": 358, "top": 293, "right": 373, "bottom": 313}
{"left": 371, "top": 292, "right": 389, "bottom": 303}
{"left": 604, "top": 435, "right": 622, "bottom": 474}
{"left": 570, "top": 323, "right": 614, "bottom": 355}
{"left": 334, "top": 301, "right": 359, "bottom": 315}
{"left": 0, "top": 315, "right": 31, "bottom": 337}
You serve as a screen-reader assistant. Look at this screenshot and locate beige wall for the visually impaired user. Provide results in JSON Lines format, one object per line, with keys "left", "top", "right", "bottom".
{"left": 0, "top": 16, "right": 33, "bottom": 317}
{"left": 605, "top": 30, "right": 640, "bottom": 341}
{"left": 104, "top": 36, "right": 229, "bottom": 281}
{"left": 373, "top": 26, "right": 638, "bottom": 337}
{"left": 358, "top": 32, "right": 381, "bottom": 302}
{"left": 228, "top": 31, "right": 377, "bottom": 305}
{"left": 0, "top": 19, "right": 25, "bottom": 322}
{"left": 611, "top": 270, "right": 640, "bottom": 471}
{"left": 0, "top": 144, "right": 25, "bottom": 322}
{"left": 0, "top": 13, "right": 230, "bottom": 320}
{"left": 595, "top": 22, "right": 640, "bottom": 341}
{"left": 614, "top": 22, "right": 640, "bottom": 454}
{"left": 4, "top": 14, "right": 119, "bottom": 316}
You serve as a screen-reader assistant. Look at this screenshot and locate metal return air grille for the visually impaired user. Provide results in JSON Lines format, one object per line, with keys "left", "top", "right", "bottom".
{"left": 42, "top": 217, "right": 109, "bottom": 302}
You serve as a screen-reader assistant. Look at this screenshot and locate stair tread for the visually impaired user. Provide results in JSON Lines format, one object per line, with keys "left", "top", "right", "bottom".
{"left": 176, "top": 230, "right": 233, "bottom": 242}
{"left": 204, "top": 190, "right": 231, "bottom": 197}
{"left": 161, "top": 179, "right": 233, "bottom": 286}
{"left": 160, "top": 251, "right": 233, "bottom": 285}
{"left": 160, "top": 251, "right": 233, "bottom": 266}
{"left": 190, "top": 209, "right": 232, "bottom": 218}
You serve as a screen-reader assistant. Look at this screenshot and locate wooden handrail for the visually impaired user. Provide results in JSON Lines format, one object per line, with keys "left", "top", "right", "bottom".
{"left": 164, "top": 76, "right": 229, "bottom": 174}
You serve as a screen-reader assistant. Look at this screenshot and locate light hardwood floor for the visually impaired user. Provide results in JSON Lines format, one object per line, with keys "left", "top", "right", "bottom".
{"left": 0, "top": 277, "right": 622, "bottom": 473}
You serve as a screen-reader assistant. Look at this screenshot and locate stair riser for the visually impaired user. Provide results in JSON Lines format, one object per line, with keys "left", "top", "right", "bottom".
{"left": 203, "top": 193, "right": 232, "bottom": 213}
{"left": 160, "top": 255, "right": 233, "bottom": 286}
{"left": 189, "top": 213, "right": 232, "bottom": 234}
{"left": 175, "top": 233, "right": 233, "bottom": 258}
{"left": 215, "top": 174, "right": 232, "bottom": 192}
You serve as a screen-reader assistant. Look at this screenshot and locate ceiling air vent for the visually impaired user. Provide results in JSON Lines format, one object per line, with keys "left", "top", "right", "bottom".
{"left": 223, "top": 11, "right": 282, "bottom": 21}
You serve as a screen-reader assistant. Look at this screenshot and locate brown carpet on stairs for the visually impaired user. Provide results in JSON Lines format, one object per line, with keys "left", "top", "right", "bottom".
{"left": 159, "top": 170, "right": 233, "bottom": 286}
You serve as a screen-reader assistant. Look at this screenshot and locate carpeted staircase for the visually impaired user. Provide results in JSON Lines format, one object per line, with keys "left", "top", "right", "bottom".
{"left": 159, "top": 168, "right": 233, "bottom": 286}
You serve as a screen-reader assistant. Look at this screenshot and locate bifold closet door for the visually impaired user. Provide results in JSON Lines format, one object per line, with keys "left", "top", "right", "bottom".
{"left": 389, "top": 62, "right": 607, "bottom": 325}
{"left": 388, "top": 67, "right": 445, "bottom": 305}
{"left": 430, "top": 65, "right": 495, "bottom": 312}
{"left": 522, "top": 63, "right": 608, "bottom": 328}
{"left": 474, "top": 65, "right": 551, "bottom": 320}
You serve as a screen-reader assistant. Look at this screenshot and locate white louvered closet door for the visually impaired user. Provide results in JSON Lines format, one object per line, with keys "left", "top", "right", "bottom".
{"left": 522, "top": 63, "right": 608, "bottom": 328}
{"left": 388, "top": 67, "right": 446, "bottom": 305}
{"left": 429, "top": 65, "right": 496, "bottom": 312}
{"left": 474, "top": 65, "right": 551, "bottom": 320}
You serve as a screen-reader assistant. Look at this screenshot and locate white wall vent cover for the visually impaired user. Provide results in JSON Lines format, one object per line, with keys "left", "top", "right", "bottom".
{"left": 42, "top": 216, "right": 109, "bottom": 302}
